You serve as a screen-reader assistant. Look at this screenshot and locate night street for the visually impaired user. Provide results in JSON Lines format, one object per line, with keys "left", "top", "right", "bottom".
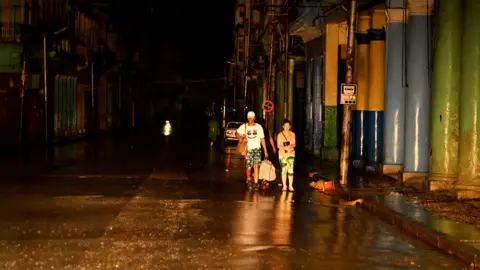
{"left": 0, "top": 126, "right": 465, "bottom": 269}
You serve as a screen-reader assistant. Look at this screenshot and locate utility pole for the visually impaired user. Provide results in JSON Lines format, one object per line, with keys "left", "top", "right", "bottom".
{"left": 339, "top": 0, "right": 357, "bottom": 186}
{"left": 19, "top": 49, "right": 26, "bottom": 148}
{"left": 283, "top": 18, "right": 289, "bottom": 119}
{"left": 91, "top": 61, "right": 96, "bottom": 130}
{"left": 223, "top": 63, "right": 227, "bottom": 129}
{"left": 266, "top": 20, "right": 275, "bottom": 134}
{"left": 43, "top": 32, "right": 49, "bottom": 143}
{"left": 243, "top": 0, "right": 252, "bottom": 115}
{"left": 234, "top": 35, "right": 239, "bottom": 116}
{"left": 43, "top": 27, "right": 68, "bottom": 143}
{"left": 265, "top": 0, "right": 276, "bottom": 134}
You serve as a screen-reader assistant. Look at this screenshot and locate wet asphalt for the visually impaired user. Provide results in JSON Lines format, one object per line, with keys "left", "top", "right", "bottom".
{"left": 0, "top": 122, "right": 468, "bottom": 269}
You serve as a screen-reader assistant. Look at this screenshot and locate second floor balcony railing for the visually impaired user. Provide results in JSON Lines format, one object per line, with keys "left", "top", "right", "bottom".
{"left": 0, "top": 3, "right": 24, "bottom": 43}
{"left": 0, "top": 22, "right": 22, "bottom": 42}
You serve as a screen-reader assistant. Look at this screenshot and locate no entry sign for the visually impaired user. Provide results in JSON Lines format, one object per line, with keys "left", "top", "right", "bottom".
{"left": 262, "top": 100, "right": 274, "bottom": 113}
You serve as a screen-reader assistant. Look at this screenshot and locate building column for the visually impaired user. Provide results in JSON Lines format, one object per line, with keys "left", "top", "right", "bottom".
{"left": 428, "top": 0, "right": 462, "bottom": 191}
{"left": 457, "top": 0, "right": 480, "bottom": 199}
{"left": 403, "top": 0, "right": 433, "bottom": 184}
{"left": 313, "top": 56, "right": 323, "bottom": 157}
{"left": 323, "top": 23, "right": 339, "bottom": 160}
{"left": 352, "top": 12, "right": 370, "bottom": 169}
{"left": 305, "top": 58, "right": 313, "bottom": 152}
{"left": 383, "top": 0, "right": 407, "bottom": 177}
{"left": 366, "top": 10, "right": 386, "bottom": 172}
{"left": 275, "top": 71, "right": 285, "bottom": 133}
{"left": 287, "top": 57, "right": 295, "bottom": 123}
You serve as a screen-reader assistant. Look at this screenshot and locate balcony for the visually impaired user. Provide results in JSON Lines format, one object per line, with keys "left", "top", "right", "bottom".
{"left": 0, "top": 3, "right": 25, "bottom": 43}
{"left": 0, "top": 23, "right": 22, "bottom": 43}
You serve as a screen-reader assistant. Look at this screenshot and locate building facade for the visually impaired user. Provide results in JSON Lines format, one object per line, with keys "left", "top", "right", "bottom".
{"left": 0, "top": 0, "right": 138, "bottom": 152}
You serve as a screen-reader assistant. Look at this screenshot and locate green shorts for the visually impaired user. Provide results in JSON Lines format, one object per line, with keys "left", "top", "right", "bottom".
{"left": 246, "top": 148, "right": 262, "bottom": 168}
{"left": 279, "top": 155, "right": 295, "bottom": 176}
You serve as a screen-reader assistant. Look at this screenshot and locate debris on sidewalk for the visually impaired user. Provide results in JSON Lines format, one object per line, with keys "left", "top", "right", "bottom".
{"left": 368, "top": 175, "right": 480, "bottom": 232}
{"left": 340, "top": 198, "right": 363, "bottom": 206}
{"left": 415, "top": 193, "right": 480, "bottom": 232}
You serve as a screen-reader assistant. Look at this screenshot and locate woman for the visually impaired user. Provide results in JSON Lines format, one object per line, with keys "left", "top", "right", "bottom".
{"left": 276, "top": 119, "right": 296, "bottom": 191}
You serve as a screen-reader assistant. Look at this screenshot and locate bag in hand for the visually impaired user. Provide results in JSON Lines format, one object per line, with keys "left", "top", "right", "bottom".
{"left": 236, "top": 123, "right": 247, "bottom": 156}
{"left": 236, "top": 138, "right": 247, "bottom": 156}
{"left": 259, "top": 160, "right": 276, "bottom": 181}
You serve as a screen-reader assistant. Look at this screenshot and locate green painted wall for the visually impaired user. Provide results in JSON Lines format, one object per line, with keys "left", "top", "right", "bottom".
{"left": 323, "top": 105, "right": 338, "bottom": 160}
{"left": 457, "top": 0, "right": 480, "bottom": 196}
{"left": 429, "top": 0, "right": 462, "bottom": 188}
{"left": 0, "top": 43, "right": 21, "bottom": 73}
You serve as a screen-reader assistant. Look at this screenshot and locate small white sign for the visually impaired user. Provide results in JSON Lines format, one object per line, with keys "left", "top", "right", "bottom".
{"left": 340, "top": 83, "right": 358, "bottom": 105}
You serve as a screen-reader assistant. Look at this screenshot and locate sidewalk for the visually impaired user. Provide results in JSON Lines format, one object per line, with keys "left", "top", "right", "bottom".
{"left": 299, "top": 156, "right": 479, "bottom": 267}
{"left": 306, "top": 161, "right": 480, "bottom": 268}
{"left": 0, "top": 130, "right": 161, "bottom": 180}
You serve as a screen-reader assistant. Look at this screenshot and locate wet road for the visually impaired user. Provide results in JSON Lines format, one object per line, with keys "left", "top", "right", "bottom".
{"left": 0, "top": 128, "right": 467, "bottom": 269}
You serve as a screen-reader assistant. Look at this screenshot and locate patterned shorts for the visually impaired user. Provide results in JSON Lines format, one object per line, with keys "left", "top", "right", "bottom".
{"left": 279, "top": 155, "right": 295, "bottom": 176}
{"left": 246, "top": 148, "right": 262, "bottom": 168}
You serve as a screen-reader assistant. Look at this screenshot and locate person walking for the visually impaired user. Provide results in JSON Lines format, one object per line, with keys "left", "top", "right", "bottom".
{"left": 208, "top": 117, "right": 220, "bottom": 147}
{"left": 276, "top": 119, "right": 296, "bottom": 192}
{"left": 235, "top": 111, "right": 269, "bottom": 190}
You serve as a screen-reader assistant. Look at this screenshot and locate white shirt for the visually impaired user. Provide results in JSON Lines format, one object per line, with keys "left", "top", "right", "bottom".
{"left": 237, "top": 123, "right": 265, "bottom": 150}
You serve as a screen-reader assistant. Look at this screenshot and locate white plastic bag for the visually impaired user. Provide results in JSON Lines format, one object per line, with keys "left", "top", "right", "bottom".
{"left": 259, "top": 160, "right": 276, "bottom": 181}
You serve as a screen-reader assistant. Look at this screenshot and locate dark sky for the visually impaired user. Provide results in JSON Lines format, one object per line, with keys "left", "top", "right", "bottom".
{"left": 113, "top": 0, "right": 235, "bottom": 78}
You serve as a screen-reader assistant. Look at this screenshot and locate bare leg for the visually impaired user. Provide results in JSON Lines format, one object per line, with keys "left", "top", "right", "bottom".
{"left": 246, "top": 168, "right": 252, "bottom": 181}
{"left": 253, "top": 164, "right": 259, "bottom": 184}
{"left": 288, "top": 174, "right": 294, "bottom": 191}
{"left": 281, "top": 172, "right": 287, "bottom": 191}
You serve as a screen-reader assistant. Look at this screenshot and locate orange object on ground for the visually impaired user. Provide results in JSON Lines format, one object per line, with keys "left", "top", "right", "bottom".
{"left": 324, "top": 181, "right": 335, "bottom": 191}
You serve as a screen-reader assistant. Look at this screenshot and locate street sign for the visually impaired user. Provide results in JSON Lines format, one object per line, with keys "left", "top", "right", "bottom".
{"left": 262, "top": 100, "right": 274, "bottom": 112}
{"left": 340, "top": 83, "right": 358, "bottom": 105}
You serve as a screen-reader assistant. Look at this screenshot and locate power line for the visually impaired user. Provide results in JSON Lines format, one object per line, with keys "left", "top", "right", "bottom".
{"left": 153, "top": 77, "right": 225, "bottom": 84}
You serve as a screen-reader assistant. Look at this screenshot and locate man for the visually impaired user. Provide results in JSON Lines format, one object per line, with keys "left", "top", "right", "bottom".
{"left": 308, "top": 170, "right": 335, "bottom": 192}
{"left": 236, "top": 111, "right": 269, "bottom": 190}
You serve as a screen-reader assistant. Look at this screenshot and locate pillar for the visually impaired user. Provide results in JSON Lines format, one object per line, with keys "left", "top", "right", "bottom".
{"left": 457, "top": 0, "right": 480, "bottom": 199}
{"left": 383, "top": 0, "right": 407, "bottom": 177}
{"left": 403, "top": 0, "right": 433, "bottom": 183}
{"left": 305, "top": 58, "right": 313, "bottom": 151}
{"left": 275, "top": 71, "right": 285, "bottom": 133}
{"left": 313, "top": 56, "right": 323, "bottom": 157}
{"left": 428, "top": 0, "right": 462, "bottom": 191}
{"left": 352, "top": 12, "right": 370, "bottom": 169}
{"left": 323, "top": 23, "right": 339, "bottom": 160}
{"left": 366, "top": 10, "right": 386, "bottom": 172}
{"left": 287, "top": 57, "right": 295, "bottom": 123}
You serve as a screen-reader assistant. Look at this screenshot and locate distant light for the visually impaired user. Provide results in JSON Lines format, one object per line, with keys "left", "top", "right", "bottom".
{"left": 162, "top": 120, "right": 172, "bottom": 136}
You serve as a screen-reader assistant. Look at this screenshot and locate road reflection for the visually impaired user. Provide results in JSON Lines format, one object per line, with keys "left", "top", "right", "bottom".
{"left": 272, "top": 191, "right": 293, "bottom": 246}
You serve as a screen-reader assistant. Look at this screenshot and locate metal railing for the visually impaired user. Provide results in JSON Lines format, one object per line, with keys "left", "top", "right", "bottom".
{"left": 0, "top": 22, "right": 22, "bottom": 42}
{"left": 0, "top": 4, "right": 25, "bottom": 43}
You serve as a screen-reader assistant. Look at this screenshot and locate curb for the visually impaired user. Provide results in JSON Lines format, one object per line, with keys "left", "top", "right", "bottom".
{"left": 344, "top": 189, "right": 480, "bottom": 268}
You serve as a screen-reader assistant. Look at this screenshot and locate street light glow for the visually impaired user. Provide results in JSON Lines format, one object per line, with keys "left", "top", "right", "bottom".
{"left": 162, "top": 120, "right": 172, "bottom": 136}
